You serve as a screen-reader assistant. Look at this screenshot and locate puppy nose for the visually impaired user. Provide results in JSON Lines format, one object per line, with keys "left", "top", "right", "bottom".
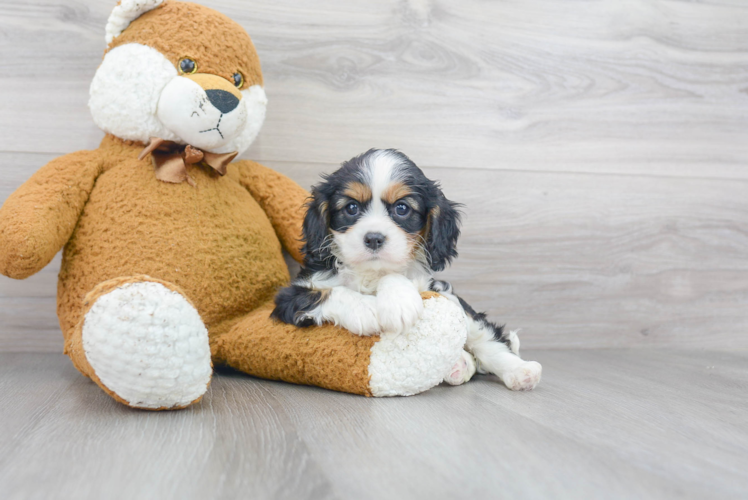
{"left": 364, "top": 232, "right": 386, "bottom": 251}
{"left": 205, "top": 89, "right": 240, "bottom": 113}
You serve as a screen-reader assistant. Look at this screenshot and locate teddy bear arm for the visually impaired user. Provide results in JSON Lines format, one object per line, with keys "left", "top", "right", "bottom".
{"left": 0, "top": 150, "right": 103, "bottom": 279}
{"left": 232, "top": 159, "right": 308, "bottom": 263}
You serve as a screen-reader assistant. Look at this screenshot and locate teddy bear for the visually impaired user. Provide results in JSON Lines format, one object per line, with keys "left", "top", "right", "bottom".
{"left": 0, "top": 0, "right": 467, "bottom": 409}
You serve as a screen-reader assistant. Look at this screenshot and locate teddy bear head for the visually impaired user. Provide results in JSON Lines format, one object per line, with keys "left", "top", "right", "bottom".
{"left": 89, "top": 0, "right": 267, "bottom": 155}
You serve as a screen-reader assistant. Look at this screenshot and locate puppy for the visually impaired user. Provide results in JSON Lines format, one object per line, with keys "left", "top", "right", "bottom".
{"left": 272, "top": 149, "right": 542, "bottom": 391}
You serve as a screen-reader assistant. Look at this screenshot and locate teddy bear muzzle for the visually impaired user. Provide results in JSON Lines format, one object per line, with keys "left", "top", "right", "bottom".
{"left": 157, "top": 72, "right": 248, "bottom": 151}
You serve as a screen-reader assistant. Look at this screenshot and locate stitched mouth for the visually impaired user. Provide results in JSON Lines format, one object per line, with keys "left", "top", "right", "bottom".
{"left": 199, "top": 113, "right": 224, "bottom": 139}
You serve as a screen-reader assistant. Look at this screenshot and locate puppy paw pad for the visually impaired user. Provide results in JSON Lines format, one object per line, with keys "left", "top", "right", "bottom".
{"left": 503, "top": 361, "right": 542, "bottom": 391}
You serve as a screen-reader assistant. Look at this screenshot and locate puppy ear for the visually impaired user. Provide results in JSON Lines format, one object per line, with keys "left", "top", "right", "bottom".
{"left": 425, "top": 187, "right": 462, "bottom": 272}
{"left": 301, "top": 187, "right": 333, "bottom": 270}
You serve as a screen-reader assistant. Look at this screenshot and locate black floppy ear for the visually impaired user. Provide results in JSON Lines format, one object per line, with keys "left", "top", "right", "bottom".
{"left": 301, "top": 186, "right": 333, "bottom": 271}
{"left": 425, "top": 186, "right": 462, "bottom": 272}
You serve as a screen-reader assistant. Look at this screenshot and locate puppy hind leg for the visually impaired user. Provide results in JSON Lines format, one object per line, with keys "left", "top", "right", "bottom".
{"left": 444, "top": 350, "right": 477, "bottom": 386}
{"left": 466, "top": 318, "right": 541, "bottom": 391}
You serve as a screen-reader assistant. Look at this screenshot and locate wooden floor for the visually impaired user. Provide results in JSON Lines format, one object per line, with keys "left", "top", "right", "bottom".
{"left": 1, "top": 349, "right": 746, "bottom": 500}
{"left": 1, "top": 2, "right": 747, "bottom": 499}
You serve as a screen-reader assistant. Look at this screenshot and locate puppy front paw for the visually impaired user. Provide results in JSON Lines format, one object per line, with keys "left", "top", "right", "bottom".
{"left": 376, "top": 274, "right": 424, "bottom": 334}
{"left": 342, "top": 294, "right": 380, "bottom": 336}
{"left": 502, "top": 361, "right": 542, "bottom": 391}
{"left": 325, "top": 287, "right": 381, "bottom": 336}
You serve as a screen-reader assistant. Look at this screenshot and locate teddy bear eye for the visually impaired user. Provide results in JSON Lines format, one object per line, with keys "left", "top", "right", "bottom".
{"left": 179, "top": 58, "right": 197, "bottom": 74}
{"left": 232, "top": 72, "right": 244, "bottom": 88}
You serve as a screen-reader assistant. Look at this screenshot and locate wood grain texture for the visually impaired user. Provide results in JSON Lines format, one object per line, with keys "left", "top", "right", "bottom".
{"left": 1, "top": 350, "right": 746, "bottom": 499}
{"left": 0, "top": 0, "right": 747, "bottom": 178}
{"left": 2, "top": 154, "right": 747, "bottom": 351}
{"left": 1, "top": 0, "right": 748, "bottom": 351}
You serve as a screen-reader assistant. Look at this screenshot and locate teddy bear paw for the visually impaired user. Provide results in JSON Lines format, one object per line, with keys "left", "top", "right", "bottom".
{"left": 81, "top": 280, "right": 212, "bottom": 409}
{"left": 368, "top": 295, "right": 467, "bottom": 397}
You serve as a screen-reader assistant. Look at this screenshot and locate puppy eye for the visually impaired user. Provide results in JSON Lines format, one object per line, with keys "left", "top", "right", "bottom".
{"left": 345, "top": 202, "right": 359, "bottom": 216}
{"left": 394, "top": 202, "right": 410, "bottom": 217}
{"left": 232, "top": 72, "right": 244, "bottom": 88}
{"left": 179, "top": 58, "right": 197, "bottom": 74}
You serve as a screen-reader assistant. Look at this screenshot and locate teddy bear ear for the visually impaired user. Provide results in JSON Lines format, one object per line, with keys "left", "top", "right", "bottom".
{"left": 105, "top": 0, "right": 165, "bottom": 45}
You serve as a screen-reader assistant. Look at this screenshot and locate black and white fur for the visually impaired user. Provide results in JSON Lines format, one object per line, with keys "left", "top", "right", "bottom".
{"left": 272, "top": 149, "right": 541, "bottom": 391}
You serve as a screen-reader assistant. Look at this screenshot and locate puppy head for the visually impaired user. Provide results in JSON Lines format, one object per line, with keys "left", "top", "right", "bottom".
{"left": 89, "top": 1, "right": 267, "bottom": 155}
{"left": 302, "top": 149, "right": 461, "bottom": 273}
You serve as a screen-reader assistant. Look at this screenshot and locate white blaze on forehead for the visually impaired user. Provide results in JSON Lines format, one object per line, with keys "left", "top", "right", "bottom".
{"left": 332, "top": 150, "right": 413, "bottom": 273}
{"left": 363, "top": 150, "right": 407, "bottom": 214}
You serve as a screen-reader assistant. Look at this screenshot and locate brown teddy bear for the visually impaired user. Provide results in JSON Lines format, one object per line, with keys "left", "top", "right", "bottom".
{"left": 0, "top": 0, "right": 466, "bottom": 409}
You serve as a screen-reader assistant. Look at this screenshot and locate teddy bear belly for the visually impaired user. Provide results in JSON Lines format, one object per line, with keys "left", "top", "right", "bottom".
{"left": 56, "top": 165, "right": 291, "bottom": 340}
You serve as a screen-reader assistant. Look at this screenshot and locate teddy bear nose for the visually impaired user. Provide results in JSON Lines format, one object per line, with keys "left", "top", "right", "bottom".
{"left": 205, "top": 89, "right": 240, "bottom": 113}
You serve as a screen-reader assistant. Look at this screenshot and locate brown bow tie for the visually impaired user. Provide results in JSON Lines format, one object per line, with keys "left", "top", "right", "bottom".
{"left": 138, "top": 138, "right": 238, "bottom": 187}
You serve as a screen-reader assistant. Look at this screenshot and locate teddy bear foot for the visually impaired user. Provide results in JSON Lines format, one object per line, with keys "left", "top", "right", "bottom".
{"left": 70, "top": 277, "right": 212, "bottom": 410}
{"left": 367, "top": 294, "right": 468, "bottom": 397}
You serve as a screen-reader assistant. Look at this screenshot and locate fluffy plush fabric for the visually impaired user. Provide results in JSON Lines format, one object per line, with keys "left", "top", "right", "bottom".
{"left": 108, "top": 1, "right": 263, "bottom": 88}
{"left": 64, "top": 275, "right": 209, "bottom": 409}
{"left": 54, "top": 135, "right": 301, "bottom": 340}
{"left": 105, "top": 0, "right": 164, "bottom": 44}
{"left": 68, "top": 275, "right": 212, "bottom": 409}
{"left": 213, "top": 301, "right": 378, "bottom": 396}
{"left": 91, "top": 20, "right": 268, "bottom": 151}
{"left": 212, "top": 292, "right": 466, "bottom": 397}
{"left": 0, "top": 0, "right": 467, "bottom": 409}
{"left": 368, "top": 293, "right": 467, "bottom": 397}
{"left": 89, "top": 43, "right": 180, "bottom": 144}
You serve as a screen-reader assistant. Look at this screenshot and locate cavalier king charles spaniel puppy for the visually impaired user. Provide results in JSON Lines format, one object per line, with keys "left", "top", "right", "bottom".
{"left": 272, "top": 149, "right": 542, "bottom": 391}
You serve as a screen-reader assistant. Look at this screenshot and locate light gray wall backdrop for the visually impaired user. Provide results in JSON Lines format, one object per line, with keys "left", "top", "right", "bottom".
{"left": 1, "top": 0, "right": 747, "bottom": 351}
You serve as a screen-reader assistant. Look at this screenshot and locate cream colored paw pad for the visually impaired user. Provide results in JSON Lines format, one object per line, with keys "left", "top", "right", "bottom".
{"left": 503, "top": 361, "right": 542, "bottom": 391}
{"left": 444, "top": 350, "right": 477, "bottom": 386}
{"left": 369, "top": 296, "right": 467, "bottom": 397}
{"left": 82, "top": 282, "right": 212, "bottom": 409}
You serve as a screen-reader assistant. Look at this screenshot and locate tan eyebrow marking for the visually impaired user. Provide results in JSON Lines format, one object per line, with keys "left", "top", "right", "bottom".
{"left": 404, "top": 196, "right": 421, "bottom": 212}
{"left": 382, "top": 181, "right": 412, "bottom": 205}
{"left": 343, "top": 181, "right": 372, "bottom": 203}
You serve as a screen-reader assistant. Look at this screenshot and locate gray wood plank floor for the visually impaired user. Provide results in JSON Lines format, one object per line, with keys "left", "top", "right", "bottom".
{"left": 1, "top": 350, "right": 746, "bottom": 500}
